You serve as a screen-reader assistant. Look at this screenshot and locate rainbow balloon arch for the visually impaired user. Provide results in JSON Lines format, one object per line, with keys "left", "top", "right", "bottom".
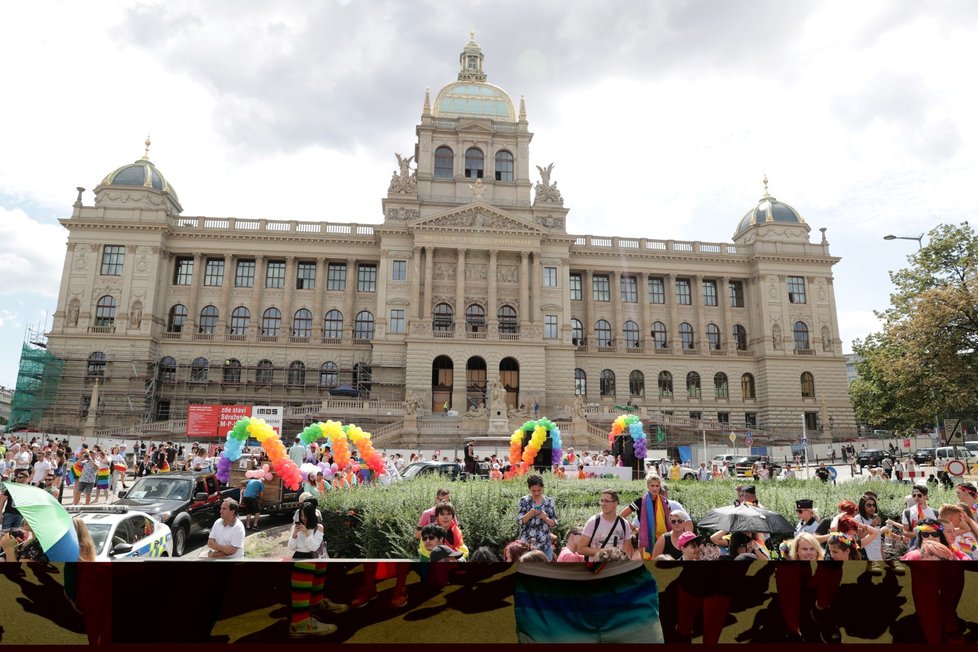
{"left": 608, "top": 414, "right": 648, "bottom": 461}
{"left": 215, "top": 417, "right": 385, "bottom": 490}
{"left": 508, "top": 418, "right": 562, "bottom": 477}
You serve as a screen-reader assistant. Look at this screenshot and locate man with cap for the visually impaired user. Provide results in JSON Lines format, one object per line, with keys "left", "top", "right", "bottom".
{"left": 676, "top": 532, "right": 703, "bottom": 560}
{"left": 795, "top": 499, "right": 820, "bottom": 535}
{"left": 740, "top": 485, "right": 763, "bottom": 508}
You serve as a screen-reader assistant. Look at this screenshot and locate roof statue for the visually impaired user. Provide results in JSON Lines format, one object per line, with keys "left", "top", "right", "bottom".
{"left": 534, "top": 163, "right": 563, "bottom": 205}
{"left": 388, "top": 152, "right": 417, "bottom": 195}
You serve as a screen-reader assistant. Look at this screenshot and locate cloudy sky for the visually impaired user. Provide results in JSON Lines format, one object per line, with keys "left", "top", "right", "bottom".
{"left": 1, "top": 0, "right": 976, "bottom": 388}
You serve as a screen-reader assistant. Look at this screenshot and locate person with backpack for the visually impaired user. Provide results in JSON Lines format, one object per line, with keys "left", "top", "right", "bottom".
{"left": 578, "top": 489, "right": 634, "bottom": 559}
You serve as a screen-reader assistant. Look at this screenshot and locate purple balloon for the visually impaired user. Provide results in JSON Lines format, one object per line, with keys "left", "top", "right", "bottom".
{"left": 318, "top": 461, "right": 328, "bottom": 471}
{"left": 216, "top": 456, "right": 232, "bottom": 483}
{"left": 552, "top": 448, "right": 563, "bottom": 465}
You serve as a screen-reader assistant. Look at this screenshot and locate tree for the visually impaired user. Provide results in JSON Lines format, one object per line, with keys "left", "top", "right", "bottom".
{"left": 852, "top": 222, "right": 978, "bottom": 431}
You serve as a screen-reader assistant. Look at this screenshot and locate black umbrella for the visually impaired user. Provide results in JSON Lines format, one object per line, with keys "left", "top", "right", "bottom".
{"left": 696, "top": 504, "right": 795, "bottom": 534}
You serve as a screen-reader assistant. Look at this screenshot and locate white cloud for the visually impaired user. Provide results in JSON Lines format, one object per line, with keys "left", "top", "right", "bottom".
{"left": 838, "top": 310, "right": 885, "bottom": 353}
{"left": 0, "top": 208, "right": 67, "bottom": 297}
{"left": 0, "top": 309, "right": 19, "bottom": 329}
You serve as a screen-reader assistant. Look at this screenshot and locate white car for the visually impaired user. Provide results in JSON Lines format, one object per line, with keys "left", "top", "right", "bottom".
{"left": 65, "top": 505, "right": 173, "bottom": 560}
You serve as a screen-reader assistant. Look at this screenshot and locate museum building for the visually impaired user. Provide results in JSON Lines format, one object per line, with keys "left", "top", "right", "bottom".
{"left": 40, "top": 35, "right": 856, "bottom": 444}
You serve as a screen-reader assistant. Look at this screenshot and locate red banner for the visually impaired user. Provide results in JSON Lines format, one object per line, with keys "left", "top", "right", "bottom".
{"left": 187, "top": 404, "right": 252, "bottom": 438}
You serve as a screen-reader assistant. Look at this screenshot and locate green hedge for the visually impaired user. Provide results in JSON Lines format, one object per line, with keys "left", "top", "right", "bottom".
{"left": 319, "top": 475, "right": 960, "bottom": 558}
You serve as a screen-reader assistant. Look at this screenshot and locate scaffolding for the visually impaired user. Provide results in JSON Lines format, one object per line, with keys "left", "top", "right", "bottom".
{"left": 8, "top": 325, "right": 64, "bottom": 430}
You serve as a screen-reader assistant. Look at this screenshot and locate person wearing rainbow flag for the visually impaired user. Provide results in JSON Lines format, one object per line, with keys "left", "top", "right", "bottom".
{"left": 619, "top": 472, "right": 671, "bottom": 560}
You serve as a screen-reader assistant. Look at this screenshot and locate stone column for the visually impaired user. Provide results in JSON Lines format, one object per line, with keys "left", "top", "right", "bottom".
{"left": 488, "top": 250, "right": 498, "bottom": 332}
{"left": 422, "top": 247, "right": 434, "bottom": 319}
{"left": 376, "top": 250, "right": 390, "bottom": 336}
{"left": 561, "top": 259, "right": 572, "bottom": 344}
{"left": 666, "top": 273, "right": 678, "bottom": 349}
{"left": 695, "top": 275, "right": 706, "bottom": 350}
{"left": 584, "top": 269, "right": 595, "bottom": 342}
{"left": 637, "top": 274, "right": 649, "bottom": 350}
{"left": 455, "top": 248, "right": 466, "bottom": 333}
{"left": 721, "top": 275, "right": 733, "bottom": 351}
{"left": 531, "top": 253, "right": 542, "bottom": 323}
{"left": 343, "top": 257, "right": 357, "bottom": 341}
{"left": 281, "top": 256, "right": 296, "bottom": 337}
{"left": 519, "top": 252, "right": 530, "bottom": 327}
{"left": 219, "top": 254, "right": 233, "bottom": 335}
{"left": 313, "top": 258, "right": 325, "bottom": 338}
{"left": 186, "top": 253, "right": 204, "bottom": 334}
{"left": 410, "top": 246, "right": 422, "bottom": 318}
{"left": 250, "top": 255, "right": 265, "bottom": 339}
{"left": 611, "top": 270, "right": 622, "bottom": 349}
{"left": 120, "top": 245, "right": 137, "bottom": 330}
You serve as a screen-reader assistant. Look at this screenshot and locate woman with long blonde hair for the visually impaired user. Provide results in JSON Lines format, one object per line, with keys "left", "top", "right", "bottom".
{"left": 74, "top": 517, "right": 97, "bottom": 561}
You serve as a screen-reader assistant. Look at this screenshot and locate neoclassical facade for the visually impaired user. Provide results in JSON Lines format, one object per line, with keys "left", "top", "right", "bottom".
{"left": 42, "top": 35, "right": 856, "bottom": 442}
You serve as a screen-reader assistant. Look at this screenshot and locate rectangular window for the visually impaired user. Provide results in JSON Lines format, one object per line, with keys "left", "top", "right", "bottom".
{"left": 234, "top": 260, "right": 255, "bottom": 288}
{"left": 155, "top": 400, "right": 171, "bottom": 421}
{"left": 620, "top": 275, "right": 638, "bottom": 303}
{"left": 100, "top": 245, "right": 125, "bottom": 276}
{"left": 804, "top": 411, "right": 819, "bottom": 431}
{"left": 544, "top": 314, "right": 558, "bottom": 339}
{"left": 702, "top": 280, "right": 718, "bottom": 306}
{"left": 592, "top": 274, "right": 610, "bottom": 301}
{"left": 265, "top": 260, "right": 285, "bottom": 288}
{"left": 327, "top": 263, "right": 346, "bottom": 291}
{"left": 717, "top": 412, "right": 730, "bottom": 424}
{"left": 745, "top": 412, "right": 757, "bottom": 428}
{"left": 173, "top": 257, "right": 193, "bottom": 285}
{"left": 788, "top": 276, "right": 807, "bottom": 304}
{"left": 728, "top": 280, "right": 745, "bottom": 308}
{"left": 392, "top": 260, "right": 407, "bottom": 281}
{"left": 203, "top": 258, "right": 224, "bottom": 286}
{"left": 648, "top": 277, "right": 665, "bottom": 304}
{"left": 544, "top": 266, "right": 557, "bottom": 288}
{"left": 689, "top": 411, "right": 702, "bottom": 422}
{"left": 296, "top": 262, "right": 316, "bottom": 289}
{"left": 389, "top": 309, "right": 405, "bottom": 334}
{"left": 569, "top": 273, "right": 583, "bottom": 301}
{"left": 675, "top": 278, "right": 692, "bottom": 305}
{"left": 357, "top": 263, "right": 377, "bottom": 292}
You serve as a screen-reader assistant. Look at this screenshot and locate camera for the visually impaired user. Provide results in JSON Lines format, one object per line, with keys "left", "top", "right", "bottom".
{"left": 8, "top": 529, "right": 26, "bottom": 542}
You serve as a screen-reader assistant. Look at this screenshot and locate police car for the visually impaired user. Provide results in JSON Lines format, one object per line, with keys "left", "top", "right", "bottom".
{"left": 65, "top": 505, "right": 173, "bottom": 560}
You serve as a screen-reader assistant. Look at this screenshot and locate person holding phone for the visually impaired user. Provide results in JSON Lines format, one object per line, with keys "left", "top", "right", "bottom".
{"left": 516, "top": 474, "right": 558, "bottom": 560}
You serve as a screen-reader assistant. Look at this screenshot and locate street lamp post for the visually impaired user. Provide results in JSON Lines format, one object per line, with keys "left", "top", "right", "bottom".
{"left": 883, "top": 233, "right": 924, "bottom": 250}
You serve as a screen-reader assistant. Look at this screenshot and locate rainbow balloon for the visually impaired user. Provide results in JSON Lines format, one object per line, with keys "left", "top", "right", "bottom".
{"left": 508, "top": 418, "right": 562, "bottom": 476}
{"left": 297, "top": 420, "right": 386, "bottom": 478}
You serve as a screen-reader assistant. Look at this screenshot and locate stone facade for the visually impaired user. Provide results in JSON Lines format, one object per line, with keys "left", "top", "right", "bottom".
{"left": 41, "top": 36, "right": 855, "bottom": 440}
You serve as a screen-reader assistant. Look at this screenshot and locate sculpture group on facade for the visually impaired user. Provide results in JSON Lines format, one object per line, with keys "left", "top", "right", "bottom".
{"left": 533, "top": 163, "right": 563, "bottom": 205}
{"left": 388, "top": 153, "right": 418, "bottom": 194}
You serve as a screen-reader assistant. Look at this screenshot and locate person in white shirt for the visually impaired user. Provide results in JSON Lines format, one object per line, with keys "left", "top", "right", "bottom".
{"left": 288, "top": 501, "right": 325, "bottom": 559}
{"left": 581, "top": 451, "right": 594, "bottom": 467}
{"left": 31, "top": 452, "right": 53, "bottom": 486}
{"left": 696, "top": 462, "right": 710, "bottom": 482}
{"left": 207, "top": 498, "right": 246, "bottom": 559}
{"left": 578, "top": 489, "right": 634, "bottom": 559}
{"left": 192, "top": 450, "right": 209, "bottom": 472}
{"left": 289, "top": 438, "right": 306, "bottom": 465}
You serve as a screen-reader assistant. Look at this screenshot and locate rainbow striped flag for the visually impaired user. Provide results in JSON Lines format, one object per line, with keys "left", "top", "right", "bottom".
{"left": 96, "top": 467, "right": 111, "bottom": 489}
{"left": 113, "top": 463, "right": 128, "bottom": 474}
{"left": 64, "top": 460, "right": 83, "bottom": 487}
{"left": 158, "top": 459, "right": 170, "bottom": 473}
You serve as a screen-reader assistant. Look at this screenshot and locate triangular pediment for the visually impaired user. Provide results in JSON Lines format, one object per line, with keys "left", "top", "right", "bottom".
{"left": 456, "top": 119, "right": 496, "bottom": 133}
{"left": 409, "top": 203, "right": 546, "bottom": 234}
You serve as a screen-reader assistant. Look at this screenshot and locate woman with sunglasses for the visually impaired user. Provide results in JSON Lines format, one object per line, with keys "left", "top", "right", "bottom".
{"left": 649, "top": 509, "right": 692, "bottom": 560}
{"left": 900, "top": 519, "right": 967, "bottom": 644}
{"left": 854, "top": 494, "right": 883, "bottom": 561}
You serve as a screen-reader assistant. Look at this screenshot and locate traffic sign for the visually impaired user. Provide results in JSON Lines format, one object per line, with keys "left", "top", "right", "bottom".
{"left": 944, "top": 419, "right": 964, "bottom": 446}
{"left": 745, "top": 436, "right": 753, "bottom": 447}
{"left": 728, "top": 433, "right": 736, "bottom": 444}
{"left": 827, "top": 466, "right": 838, "bottom": 480}
{"left": 946, "top": 459, "right": 967, "bottom": 477}
{"left": 801, "top": 435, "right": 808, "bottom": 445}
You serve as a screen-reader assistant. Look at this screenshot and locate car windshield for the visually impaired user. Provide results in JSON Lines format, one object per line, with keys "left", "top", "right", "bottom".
{"left": 400, "top": 463, "right": 432, "bottom": 479}
{"left": 85, "top": 522, "right": 112, "bottom": 554}
{"left": 126, "top": 477, "right": 192, "bottom": 501}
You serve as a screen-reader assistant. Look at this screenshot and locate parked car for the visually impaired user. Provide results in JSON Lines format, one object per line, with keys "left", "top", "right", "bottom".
{"left": 856, "top": 449, "right": 892, "bottom": 470}
{"left": 712, "top": 454, "right": 739, "bottom": 472}
{"left": 935, "top": 446, "right": 978, "bottom": 463}
{"left": 400, "top": 461, "right": 469, "bottom": 481}
{"left": 650, "top": 459, "right": 699, "bottom": 480}
{"left": 732, "top": 456, "right": 781, "bottom": 479}
{"left": 65, "top": 505, "right": 173, "bottom": 560}
{"left": 911, "top": 448, "right": 936, "bottom": 465}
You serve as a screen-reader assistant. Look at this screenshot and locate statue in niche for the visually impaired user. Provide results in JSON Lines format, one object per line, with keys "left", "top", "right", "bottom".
{"left": 574, "top": 394, "right": 587, "bottom": 420}
{"left": 67, "top": 301, "right": 80, "bottom": 327}
{"left": 488, "top": 379, "right": 508, "bottom": 414}
{"left": 129, "top": 302, "right": 143, "bottom": 329}
{"left": 772, "top": 324, "right": 783, "bottom": 349}
{"left": 821, "top": 326, "right": 832, "bottom": 352}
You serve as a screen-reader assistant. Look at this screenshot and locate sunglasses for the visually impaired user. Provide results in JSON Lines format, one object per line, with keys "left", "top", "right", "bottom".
{"left": 669, "top": 519, "right": 685, "bottom": 524}
{"left": 422, "top": 535, "right": 440, "bottom": 541}
{"left": 912, "top": 493, "right": 924, "bottom": 498}
{"left": 920, "top": 531, "right": 941, "bottom": 538}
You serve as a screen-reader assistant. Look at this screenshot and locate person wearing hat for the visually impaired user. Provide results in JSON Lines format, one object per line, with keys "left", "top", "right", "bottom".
{"left": 676, "top": 532, "right": 702, "bottom": 561}
{"left": 795, "top": 499, "right": 820, "bottom": 535}
{"left": 740, "top": 485, "right": 763, "bottom": 508}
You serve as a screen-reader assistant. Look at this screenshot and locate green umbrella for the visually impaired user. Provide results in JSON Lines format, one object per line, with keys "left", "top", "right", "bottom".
{"left": 3, "top": 482, "right": 77, "bottom": 558}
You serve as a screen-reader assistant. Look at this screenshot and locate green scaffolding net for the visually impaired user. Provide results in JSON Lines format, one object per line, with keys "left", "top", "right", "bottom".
{"left": 8, "top": 342, "right": 64, "bottom": 430}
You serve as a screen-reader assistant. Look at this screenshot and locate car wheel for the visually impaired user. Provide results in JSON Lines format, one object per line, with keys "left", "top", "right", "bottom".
{"left": 173, "top": 525, "right": 188, "bottom": 558}
{"left": 683, "top": 473, "right": 695, "bottom": 480}
{"left": 160, "top": 552, "right": 169, "bottom": 557}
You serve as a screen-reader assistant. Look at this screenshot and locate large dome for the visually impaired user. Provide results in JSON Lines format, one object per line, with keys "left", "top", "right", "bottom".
{"left": 734, "top": 178, "right": 804, "bottom": 236}
{"left": 101, "top": 155, "right": 179, "bottom": 203}
{"left": 433, "top": 81, "right": 515, "bottom": 120}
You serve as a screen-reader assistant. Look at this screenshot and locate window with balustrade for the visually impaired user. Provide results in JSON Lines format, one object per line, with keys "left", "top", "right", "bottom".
{"left": 230, "top": 307, "right": 250, "bottom": 335}
{"left": 600, "top": 369, "right": 616, "bottom": 398}
{"left": 293, "top": 309, "right": 313, "bottom": 337}
{"left": 198, "top": 306, "right": 218, "bottom": 334}
{"left": 323, "top": 310, "right": 343, "bottom": 339}
{"left": 595, "top": 320, "right": 612, "bottom": 347}
{"left": 262, "top": 308, "right": 282, "bottom": 336}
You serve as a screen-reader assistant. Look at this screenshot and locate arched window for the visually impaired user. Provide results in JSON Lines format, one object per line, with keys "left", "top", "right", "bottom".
{"left": 464, "top": 147, "right": 484, "bottom": 178}
{"left": 652, "top": 322, "right": 668, "bottom": 348}
{"left": 320, "top": 361, "right": 338, "bottom": 387}
{"left": 230, "top": 307, "right": 250, "bottom": 335}
{"left": 198, "top": 305, "right": 219, "bottom": 334}
{"left": 498, "top": 305, "right": 517, "bottom": 334}
{"left": 190, "top": 357, "right": 209, "bottom": 383}
{"left": 706, "top": 323, "right": 721, "bottom": 350}
{"left": 287, "top": 361, "right": 306, "bottom": 386}
{"left": 686, "top": 372, "right": 701, "bottom": 398}
{"left": 433, "top": 303, "right": 454, "bottom": 331}
{"left": 658, "top": 371, "right": 673, "bottom": 398}
{"left": 629, "top": 370, "right": 645, "bottom": 397}
{"left": 158, "top": 356, "right": 176, "bottom": 383}
{"left": 574, "top": 368, "right": 587, "bottom": 396}
{"left": 261, "top": 308, "right": 282, "bottom": 336}
{"left": 256, "top": 359, "right": 274, "bottom": 385}
{"left": 223, "top": 358, "right": 241, "bottom": 383}
{"left": 733, "top": 324, "right": 748, "bottom": 351}
{"left": 741, "top": 373, "right": 756, "bottom": 399}
{"left": 714, "top": 372, "right": 729, "bottom": 399}
{"left": 87, "top": 351, "right": 106, "bottom": 378}
{"left": 354, "top": 311, "right": 374, "bottom": 340}
{"left": 571, "top": 319, "right": 584, "bottom": 345}
{"left": 167, "top": 305, "right": 188, "bottom": 333}
{"left": 600, "top": 369, "right": 616, "bottom": 398}
{"left": 494, "top": 150, "right": 514, "bottom": 181}
{"left": 434, "top": 146, "right": 454, "bottom": 178}
{"left": 793, "top": 321, "right": 810, "bottom": 350}
{"left": 293, "top": 309, "right": 313, "bottom": 337}
{"left": 801, "top": 372, "right": 816, "bottom": 398}
{"left": 323, "top": 310, "right": 343, "bottom": 339}
{"left": 465, "top": 304, "right": 485, "bottom": 331}
{"left": 95, "top": 296, "right": 117, "bottom": 327}
{"left": 679, "top": 322, "right": 694, "bottom": 349}
{"left": 594, "top": 320, "right": 612, "bottom": 347}
{"left": 623, "top": 320, "right": 640, "bottom": 348}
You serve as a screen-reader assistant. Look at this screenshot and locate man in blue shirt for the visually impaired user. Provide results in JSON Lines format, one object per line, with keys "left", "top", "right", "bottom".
{"left": 242, "top": 477, "right": 264, "bottom": 530}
